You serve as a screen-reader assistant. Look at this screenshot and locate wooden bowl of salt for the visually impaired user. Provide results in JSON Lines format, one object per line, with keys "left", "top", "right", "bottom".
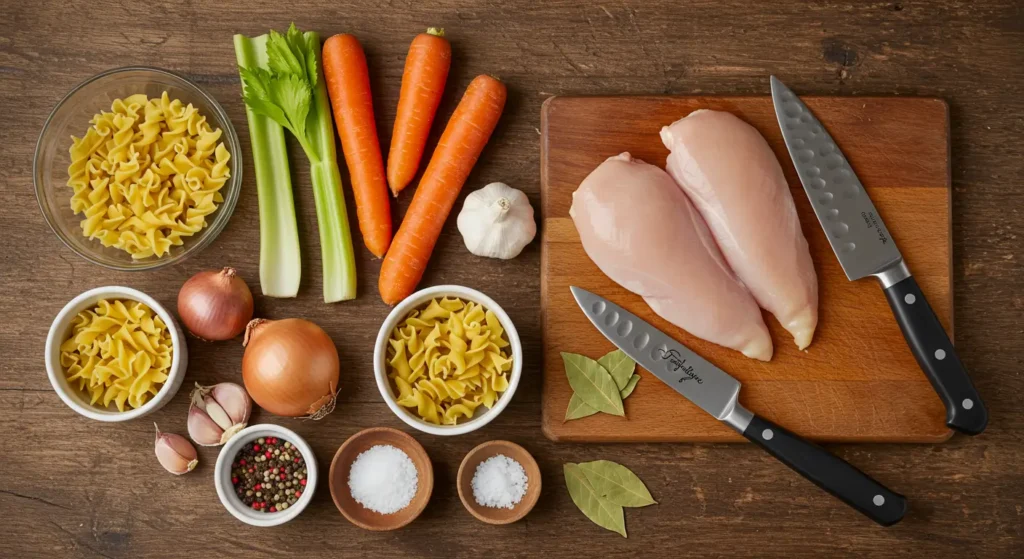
{"left": 457, "top": 440, "right": 541, "bottom": 525}
{"left": 329, "top": 427, "right": 433, "bottom": 531}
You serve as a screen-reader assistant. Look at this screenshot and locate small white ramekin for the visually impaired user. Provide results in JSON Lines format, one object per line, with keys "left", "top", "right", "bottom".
{"left": 374, "top": 285, "right": 523, "bottom": 436}
{"left": 45, "top": 286, "right": 188, "bottom": 422}
{"left": 214, "top": 424, "right": 318, "bottom": 527}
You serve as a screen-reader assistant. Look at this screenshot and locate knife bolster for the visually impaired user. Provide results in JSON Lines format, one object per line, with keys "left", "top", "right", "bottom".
{"left": 873, "top": 260, "right": 911, "bottom": 289}
{"left": 722, "top": 401, "right": 754, "bottom": 433}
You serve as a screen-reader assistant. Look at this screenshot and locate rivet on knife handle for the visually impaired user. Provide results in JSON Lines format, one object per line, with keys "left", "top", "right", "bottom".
{"left": 883, "top": 275, "right": 988, "bottom": 434}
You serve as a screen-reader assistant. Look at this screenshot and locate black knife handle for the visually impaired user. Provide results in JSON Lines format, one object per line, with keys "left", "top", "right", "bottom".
{"left": 743, "top": 415, "right": 907, "bottom": 526}
{"left": 883, "top": 275, "right": 988, "bottom": 435}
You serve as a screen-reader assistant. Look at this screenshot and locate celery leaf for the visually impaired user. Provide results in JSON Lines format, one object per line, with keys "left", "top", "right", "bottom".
{"left": 270, "top": 73, "right": 312, "bottom": 146}
{"left": 239, "top": 66, "right": 290, "bottom": 130}
{"left": 266, "top": 26, "right": 305, "bottom": 78}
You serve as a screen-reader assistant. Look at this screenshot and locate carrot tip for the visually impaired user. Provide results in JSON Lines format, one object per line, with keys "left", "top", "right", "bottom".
{"left": 426, "top": 27, "right": 445, "bottom": 37}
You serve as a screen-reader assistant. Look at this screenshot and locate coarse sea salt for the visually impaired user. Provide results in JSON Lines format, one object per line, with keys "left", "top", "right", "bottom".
{"left": 347, "top": 444, "right": 418, "bottom": 514}
{"left": 471, "top": 454, "right": 527, "bottom": 509}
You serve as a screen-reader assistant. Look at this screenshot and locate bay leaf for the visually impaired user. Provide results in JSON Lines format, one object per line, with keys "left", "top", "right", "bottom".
{"left": 579, "top": 460, "right": 657, "bottom": 508}
{"left": 619, "top": 374, "right": 640, "bottom": 399}
{"left": 564, "top": 463, "right": 627, "bottom": 537}
{"left": 561, "top": 352, "right": 624, "bottom": 416}
{"left": 598, "top": 349, "right": 635, "bottom": 391}
{"left": 565, "top": 393, "right": 598, "bottom": 421}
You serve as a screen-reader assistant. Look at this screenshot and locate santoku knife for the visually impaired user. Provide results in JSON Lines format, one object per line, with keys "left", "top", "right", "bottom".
{"left": 570, "top": 286, "right": 907, "bottom": 526}
{"left": 770, "top": 76, "right": 987, "bottom": 435}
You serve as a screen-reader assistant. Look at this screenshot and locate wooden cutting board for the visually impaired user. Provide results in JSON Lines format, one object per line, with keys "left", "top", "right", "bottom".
{"left": 540, "top": 95, "right": 952, "bottom": 443}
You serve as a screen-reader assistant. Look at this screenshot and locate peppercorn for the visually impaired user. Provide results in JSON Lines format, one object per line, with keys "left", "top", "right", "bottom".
{"left": 230, "top": 436, "right": 308, "bottom": 513}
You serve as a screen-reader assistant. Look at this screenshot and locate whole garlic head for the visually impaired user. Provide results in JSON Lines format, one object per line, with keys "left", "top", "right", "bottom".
{"left": 457, "top": 182, "right": 536, "bottom": 259}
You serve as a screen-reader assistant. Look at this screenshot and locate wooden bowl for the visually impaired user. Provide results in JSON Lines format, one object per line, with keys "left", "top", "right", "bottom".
{"left": 457, "top": 440, "right": 541, "bottom": 525}
{"left": 329, "top": 427, "right": 433, "bottom": 531}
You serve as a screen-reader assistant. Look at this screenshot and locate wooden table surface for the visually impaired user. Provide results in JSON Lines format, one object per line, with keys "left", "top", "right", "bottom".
{"left": 2, "top": 1, "right": 1022, "bottom": 557}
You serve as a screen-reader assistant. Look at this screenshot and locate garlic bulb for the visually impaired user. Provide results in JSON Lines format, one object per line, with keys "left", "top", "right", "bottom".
{"left": 457, "top": 182, "right": 536, "bottom": 259}
{"left": 187, "top": 382, "right": 252, "bottom": 446}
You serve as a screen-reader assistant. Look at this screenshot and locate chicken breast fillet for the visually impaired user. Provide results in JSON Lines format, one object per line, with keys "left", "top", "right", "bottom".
{"left": 661, "top": 110, "right": 819, "bottom": 349}
{"left": 570, "top": 153, "right": 773, "bottom": 361}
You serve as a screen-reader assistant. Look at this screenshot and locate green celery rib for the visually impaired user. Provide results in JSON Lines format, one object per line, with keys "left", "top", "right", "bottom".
{"left": 304, "top": 30, "right": 357, "bottom": 302}
{"left": 233, "top": 34, "right": 302, "bottom": 298}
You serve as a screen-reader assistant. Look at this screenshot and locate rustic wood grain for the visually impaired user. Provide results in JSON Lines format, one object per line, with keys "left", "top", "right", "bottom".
{"left": 541, "top": 95, "right": 952, "bottom": 443}
{"left": 2, "top": 0, "right": 1023, "bottom": 557}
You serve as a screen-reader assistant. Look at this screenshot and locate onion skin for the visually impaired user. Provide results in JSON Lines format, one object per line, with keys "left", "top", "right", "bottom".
{"left": 178, "top": 268, "right": 254, "bottom": 341}
{"left": 242, "top": 318, "right": 340, "bottom": 418}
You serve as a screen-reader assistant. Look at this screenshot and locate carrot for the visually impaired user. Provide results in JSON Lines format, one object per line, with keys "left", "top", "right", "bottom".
{"left": 322, "top": 34, "right": 392, "bottom": 258}
{"left": 379, "top": 75, "right": 507, "bottom": 305}
{"left": 386, "top": 28, "right": 451, "bottom": 196}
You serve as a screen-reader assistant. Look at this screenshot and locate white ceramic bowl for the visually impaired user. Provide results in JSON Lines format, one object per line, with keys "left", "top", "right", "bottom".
{"left": 374, "top": 285, "right": 523, "bottom": 436}
{"left": 45, "top": 286, "right": 188, "bottom": 421}
{"left": 214, "top": 424, "right": 318, "bottom": 527}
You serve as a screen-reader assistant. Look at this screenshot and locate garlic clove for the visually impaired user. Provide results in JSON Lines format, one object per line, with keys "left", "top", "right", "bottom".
{"left": 154, "top": 424, "right": 198, "bottom": 475}
{"left": 210, "top": 382, "right": 252, "bottom": 426}
{"left": 203, "top": 396, "right": 234, "bottom": 431}
{"left": 187, "top": 405, "right": 225, "bottom": 446}
{"left": 188, "top": 382, "right": 252, "bottom": 446}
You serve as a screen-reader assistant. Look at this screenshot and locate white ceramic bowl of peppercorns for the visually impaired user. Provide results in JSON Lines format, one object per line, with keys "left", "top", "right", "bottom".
{"left": 214, "top": 424, "right": 318, "bottom": 527}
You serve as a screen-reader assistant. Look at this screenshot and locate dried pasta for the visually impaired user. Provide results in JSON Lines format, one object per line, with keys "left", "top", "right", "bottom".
{"left": 59, "top": 299, "right": 173, "bottom": 412}
{"left": 66, "top": 92, "right": 230, "bottom": 259}
{"left": 387, "top": 297, "right": 513, "bottom": 425}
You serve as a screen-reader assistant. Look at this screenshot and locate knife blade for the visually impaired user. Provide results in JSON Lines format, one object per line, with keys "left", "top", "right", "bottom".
{"left": 770, "top": 76, "right": 987, "bottom": 435}
{"left": 571, "top": 286, "right": 906, "bottom": 526}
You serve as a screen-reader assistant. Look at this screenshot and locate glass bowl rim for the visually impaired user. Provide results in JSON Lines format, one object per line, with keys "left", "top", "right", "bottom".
{"left": 33, "top": 65, "right": 243, "bottom": 272}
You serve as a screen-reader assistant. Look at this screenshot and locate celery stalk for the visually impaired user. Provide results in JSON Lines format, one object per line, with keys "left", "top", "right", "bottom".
{"left": 235, "top": 28, "right": 357, "bottom": 303}
{"left": 233, "top": 34, "right": 302, "bottom": 298}
{"left": 304, "top": 30, "right": 357, "bottom": 303}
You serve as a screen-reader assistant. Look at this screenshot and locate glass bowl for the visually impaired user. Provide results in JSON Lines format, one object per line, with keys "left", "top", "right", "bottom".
{"left": 34, "top": 67, "right": 242, "bottom": 271}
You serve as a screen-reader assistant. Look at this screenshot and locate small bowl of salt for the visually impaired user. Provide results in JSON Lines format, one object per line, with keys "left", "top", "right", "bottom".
{"left": 457, "top": 440, "right": 541, "bottom": 525}
{"left": 329, "top": 427, "right": 433, "bottom": 531}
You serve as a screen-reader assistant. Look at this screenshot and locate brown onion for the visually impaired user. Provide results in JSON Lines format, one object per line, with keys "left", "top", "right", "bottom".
{"left": 242, "top": 318, "right": 340, "bottom": 419}
{"left": 178, "top": 268, "right": 254, "bottom": 341}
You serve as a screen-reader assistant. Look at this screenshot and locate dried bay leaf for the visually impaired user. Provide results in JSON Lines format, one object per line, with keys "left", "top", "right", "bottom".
{"left": 619, "top": 374, "right": 640, "bottom": 399}
{"left": 565, "top": 373, "right": 640, "bottom": 422}
{"left": 561, "top": 352, "right": 624, "bottom": 416}
{"left": 598, "top": 349, "right": 635, "bottom": 391}
{"left": 565, "top": 393, "right": 598, "bottom": 421}
{"left": 564, "top": 463, "right": 627, "bottom": 537}
{"left": 579, "top": 460, "right": 657, "bottom": 508}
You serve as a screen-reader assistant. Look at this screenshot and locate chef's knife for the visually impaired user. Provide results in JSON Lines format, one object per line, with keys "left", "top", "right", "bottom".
{"left": 571, "top": 286, "right": 907, "bottom": 526}
{"left": 770, "top": 76, "right": 987, "bottom": 435}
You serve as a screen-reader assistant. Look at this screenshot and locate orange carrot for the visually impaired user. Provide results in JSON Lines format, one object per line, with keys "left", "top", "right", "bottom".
{"left": 379, "top": 75, "right": 507, "bottom": 305}
{"left": 387, "top": 28, "right": 451, "bottom": 196}
{"left": 323, "top": 34, "right": 392, "bottom": 258}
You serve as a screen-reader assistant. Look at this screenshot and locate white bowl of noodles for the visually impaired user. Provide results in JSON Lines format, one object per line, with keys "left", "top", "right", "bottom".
{"left": 374, "top": 285, "right": 522, "bottom": 436}
{"left": 45, "top": 286, "right": 188, "bottom": 422}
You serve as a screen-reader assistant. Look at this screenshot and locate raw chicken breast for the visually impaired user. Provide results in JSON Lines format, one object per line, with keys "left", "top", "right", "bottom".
{"left": 571, "top": 153, "right": 773, "bottom": 361}
{"left": 661, "top": 110, "right": 819, "bottom": 349}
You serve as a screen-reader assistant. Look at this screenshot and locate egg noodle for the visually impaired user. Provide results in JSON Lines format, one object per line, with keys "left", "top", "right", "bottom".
{"left": 60, "top": 299, "right": 173, "bottom": 411}
{"left": 66, "top": 92, "right": 230, "bottom": 259}
{"left": 387, "top": 297, "right": 513, "bottom": 425}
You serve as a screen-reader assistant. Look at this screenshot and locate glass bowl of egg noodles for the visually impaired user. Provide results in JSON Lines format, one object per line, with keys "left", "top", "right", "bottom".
{"left": 374, "top": 285, "right": 523, "bottom": 436}
{"left": 34, "top": 66, "right": 242, "bottom": 271}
